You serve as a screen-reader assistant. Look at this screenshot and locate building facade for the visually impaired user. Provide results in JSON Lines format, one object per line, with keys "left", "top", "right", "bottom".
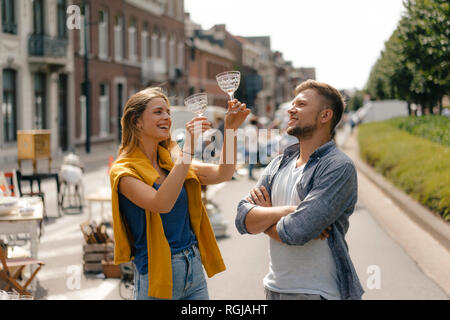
{"left": 185, "top": 15, "right": 234, "bottom": 108}
{"left": 1, "top": 1, "right": 317, "bottom": 166}
{"left": 0, "top": 0, "right": 75, "bottom": 164}
{"left": 73, "top": 0, "right": 187, "bottom": 148}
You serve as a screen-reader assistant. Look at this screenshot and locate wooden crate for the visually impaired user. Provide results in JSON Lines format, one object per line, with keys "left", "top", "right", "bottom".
{"left": 82, "top": 243, "right": 114, "bottom": 274}
{"left": 82, "top": 243, "right": 114, "bottom": 253}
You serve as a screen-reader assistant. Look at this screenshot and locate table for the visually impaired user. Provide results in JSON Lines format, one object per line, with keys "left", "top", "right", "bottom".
{"left": 86, "top": 188, "right": 111, "bottom": 223}
{"left": 0, "top": 197, "right": 44, "bottom": 291}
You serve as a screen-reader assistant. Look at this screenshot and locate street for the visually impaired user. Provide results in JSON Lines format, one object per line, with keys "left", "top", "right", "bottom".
{"left": 23, "top": 135, "right": 449, "bottom": 300}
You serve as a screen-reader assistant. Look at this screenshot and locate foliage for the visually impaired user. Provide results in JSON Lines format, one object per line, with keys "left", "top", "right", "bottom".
{"left": 387, "top": 115, "right": 450, "bottom": 146}
{"left": 347, "top": 90, "right": 365, "bottom": 111}
{"left": 358, "top": 121, "right": 450, "bottom": 220}
{"left": 365, "top": 0, "right": 450, "bottom": 112}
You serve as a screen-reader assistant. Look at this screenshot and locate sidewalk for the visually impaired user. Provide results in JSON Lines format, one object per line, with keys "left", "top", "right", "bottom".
{"left": 1, "top": 141, "right": 120, "bottom": 174}
{"left": 336, "top": 125, "right": 450, "bottom": 296}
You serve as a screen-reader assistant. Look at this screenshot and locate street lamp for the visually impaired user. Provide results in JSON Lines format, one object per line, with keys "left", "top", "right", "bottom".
{"left": 83, "top": 0, "right": 90, "bottom": 153}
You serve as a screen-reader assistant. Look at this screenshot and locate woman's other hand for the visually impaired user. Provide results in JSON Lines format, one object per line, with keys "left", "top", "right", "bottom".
{"left": 225, "top": 99, "right": 251, "bottom": 130}
{"left": 183, "top": 116, "right": 211, "bottom": 154}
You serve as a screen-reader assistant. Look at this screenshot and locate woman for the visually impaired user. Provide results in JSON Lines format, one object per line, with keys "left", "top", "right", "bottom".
{"left": 110, "top": 87, "right": 250, "bottom": 300}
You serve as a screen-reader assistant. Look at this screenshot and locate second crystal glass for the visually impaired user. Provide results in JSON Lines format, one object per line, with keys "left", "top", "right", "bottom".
{"left": 184, "top": 92, "right": 208, "bottom": 116}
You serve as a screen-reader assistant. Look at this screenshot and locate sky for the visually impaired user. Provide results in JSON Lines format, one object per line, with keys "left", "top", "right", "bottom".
{"left": 184, "top": 0, "right": 406, "bottom": 91}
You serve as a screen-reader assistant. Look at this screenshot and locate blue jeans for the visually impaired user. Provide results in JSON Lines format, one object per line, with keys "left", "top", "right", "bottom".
{"left": 265, "top": 289, "right": 327, "bottom": 300}
{"left": 134, "top": 244, "right": 209, "bottom": 300}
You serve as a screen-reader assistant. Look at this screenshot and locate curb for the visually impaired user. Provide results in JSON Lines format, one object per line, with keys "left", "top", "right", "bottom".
{"left": 344, "top": 131, "right": 450, "bottom": 251}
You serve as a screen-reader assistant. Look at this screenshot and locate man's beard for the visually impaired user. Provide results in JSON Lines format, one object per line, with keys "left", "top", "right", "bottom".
{"left": 287, "top": 113, "right": 318, "bottom": 140}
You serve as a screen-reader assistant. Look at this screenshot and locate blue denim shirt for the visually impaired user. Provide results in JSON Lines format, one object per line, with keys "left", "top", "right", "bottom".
{"left": 236, "top": 140, "right": 364, "bottom": 300}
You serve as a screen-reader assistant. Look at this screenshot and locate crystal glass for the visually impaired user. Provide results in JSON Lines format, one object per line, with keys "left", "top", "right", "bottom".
{"left": 216, "top": 71, "right": 241, "bottom": 100}
{"left": 184, "top": 93, "right": 208, "bottom": 117}
{"left": 216, "top": 71, "right": 241, "bottom": 114}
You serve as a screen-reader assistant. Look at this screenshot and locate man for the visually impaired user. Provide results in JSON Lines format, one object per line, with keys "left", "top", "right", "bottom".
{"left": 235, "top": 80, "right": 364, "bottom": 300}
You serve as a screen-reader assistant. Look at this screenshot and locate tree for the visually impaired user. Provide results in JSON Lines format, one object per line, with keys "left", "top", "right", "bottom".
{"left": 398, "top": 0, "right": 450, "bottom": 114}
{"left": 347, "top": 90, "right": 364, "bottom": 111}
{"left": 365, "top": 0, "right": 449, "bottom": 115}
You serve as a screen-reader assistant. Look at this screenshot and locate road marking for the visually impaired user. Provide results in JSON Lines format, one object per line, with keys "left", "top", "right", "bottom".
{"left": 38, "top": 244, "right": 81, "bottom": 260}
{"left": 46, "top": 280, "right": 118, "bottom": 300}
{"left": 41, "top": 231, "right": 83, "bottom": 244}
{"left": 35, "top": 265, "right": 72, "bottom": 282}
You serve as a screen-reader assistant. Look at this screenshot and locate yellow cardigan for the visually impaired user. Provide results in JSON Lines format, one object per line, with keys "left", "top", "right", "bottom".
{"left": 109, "top": 145, "right": 226, "bottom": 299}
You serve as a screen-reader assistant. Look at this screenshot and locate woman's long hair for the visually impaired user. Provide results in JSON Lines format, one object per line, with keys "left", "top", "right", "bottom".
{"left": 118, "top": 87, "right": 176, "bottom": 157}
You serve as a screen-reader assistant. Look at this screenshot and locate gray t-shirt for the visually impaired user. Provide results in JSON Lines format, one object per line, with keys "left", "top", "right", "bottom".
{"left": 263, "top": 156, "right": 341, "bottom": 300}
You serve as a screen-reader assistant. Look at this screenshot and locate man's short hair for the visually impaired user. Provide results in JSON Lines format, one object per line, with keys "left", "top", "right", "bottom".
{"left": 294, "top": 79, "right": 345, "bottom": 134}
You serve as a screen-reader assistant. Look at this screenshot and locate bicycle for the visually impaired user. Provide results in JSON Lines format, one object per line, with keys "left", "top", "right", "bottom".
{"left": 118, "top": 262, "right": 134, "bottom": 300}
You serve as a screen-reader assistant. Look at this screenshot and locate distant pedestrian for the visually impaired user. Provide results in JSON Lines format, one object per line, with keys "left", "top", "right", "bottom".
{"left": 244, "top": 115, "right": 259, "bottom": 180}
{"left": 109, "top": 88, "right": 250, "bottom": 300}
{"left": 236, "top": 80, "right": 364, "bottom": 300}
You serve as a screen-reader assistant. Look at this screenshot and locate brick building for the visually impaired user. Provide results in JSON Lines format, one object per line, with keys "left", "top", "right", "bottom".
{"left": 0, "top": 0, "right": 75, "bottom": 165}
{"left": 73, "top": 0, "right": 187, "bottom": 147}
{"left": 185, "top": 16, "right": 234, "bottom": 108}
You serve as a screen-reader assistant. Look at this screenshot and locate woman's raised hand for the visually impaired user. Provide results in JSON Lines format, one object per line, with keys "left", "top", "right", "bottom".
{"left": 183, "top": 116, "right": 212, "bottom": 154}
{"left": 225, "top": 99, "right": 251, "bottom": 130}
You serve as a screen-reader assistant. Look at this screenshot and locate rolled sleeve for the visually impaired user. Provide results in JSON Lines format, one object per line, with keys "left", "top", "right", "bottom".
{"left": 235, "top": 200, "right": 257, "bottom": 234}
{"left": 276, "top": 161, "right": 357, "bottom": 245}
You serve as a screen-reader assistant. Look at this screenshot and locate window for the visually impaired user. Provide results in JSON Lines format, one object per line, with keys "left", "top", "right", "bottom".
{"left": 177, "top": 40, "right": 184, "bottom": 69}
{"left": 33, "top": 73, "right": 47, "bottom": 129}
{"left": 141, "top": 23, "right": 149, "bottom": 61}
{"left": 114, "top": 15, "right": 124, "bottom": 60}
{"left": 167, "top": 0, "right": 174, "bottom": 17}
{"left": 176, "top": 0, "right": 184, "bottom": 21}
{"left": 99, "top": 83, "right": 110, "bottom": 137}
{"left": 79, "top": 83, "right": 86, "bottom": 140}
{"left": 57, "top": 0, "right": 67, "bottom": 38}
{"left": 1, "top": 0, "right": 16, "bottom": 34}
{"left": 98, "top": 10, "right": 109, "bottom": 59}
{"left": 33, "top": 0, "right": 44, "bottom": 35}
{"left": 58, "top": 74, "right": 68, "bottom": 151}
{"left": 128, "top": 18, "right": 137, "bottom": 61}
{"left": 160, "top": 33, "right": 166, "bottom": 63}
{"left": 151, "top": 28, "right": 159, "bottom": 58}
{"left": 169, "top": 35, "right": 175, "bottom": 72}
{"left": 2, "top": 69, "right": 17, "bottom": 142}
{"left": 79, "top": 4, "right": 90, "bottom": 55}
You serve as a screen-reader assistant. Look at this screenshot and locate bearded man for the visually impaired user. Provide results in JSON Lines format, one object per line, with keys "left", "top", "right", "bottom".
{"left": 236, "top": 80, "right": 364, "bottom": 300}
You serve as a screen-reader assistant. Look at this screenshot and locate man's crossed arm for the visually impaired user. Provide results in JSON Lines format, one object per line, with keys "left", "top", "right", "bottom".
{"left": 245, "top": 186, "right": 331, "bottom": 243}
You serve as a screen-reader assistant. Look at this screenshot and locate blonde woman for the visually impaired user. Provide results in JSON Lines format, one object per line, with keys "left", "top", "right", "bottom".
{"left": 110, "top": 87, "right": 250, "bottom": 300}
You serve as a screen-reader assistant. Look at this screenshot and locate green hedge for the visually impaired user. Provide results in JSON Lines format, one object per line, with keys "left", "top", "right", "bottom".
{"left": 387, "top": 116, "right": 450, "bottom": 147}
{"left": 358, "top": 121, "right": 450, "bottom": 221}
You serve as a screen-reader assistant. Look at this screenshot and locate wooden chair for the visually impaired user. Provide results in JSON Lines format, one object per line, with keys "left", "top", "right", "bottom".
{"left": 14, "top": 169, "right": 46, "bottom": 213}
{"left": 0, "top": 244, "right": 45, "bottom": 296}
